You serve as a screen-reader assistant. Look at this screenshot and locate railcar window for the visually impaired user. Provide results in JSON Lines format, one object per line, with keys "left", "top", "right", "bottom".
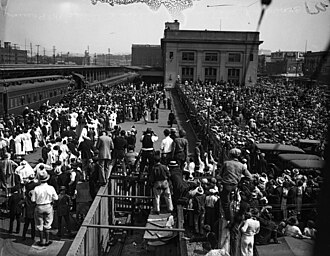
{"left": 39, "top": 94, "right": 42, "bottom": 100}
{"left": 34, "top": 94, "right": 37, "bottom": 102}
{"left": 50, "top": 92, "right": 53, "bottom": 97}
{"left": 21, "top": 96, "right": 24, "bottom": 105}
{"left": 54, "top": 90, "right": 57, "bottom": 96}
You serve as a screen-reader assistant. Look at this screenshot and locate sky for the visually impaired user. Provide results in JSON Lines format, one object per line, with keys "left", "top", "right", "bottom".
{"left": 0, "top": 0, "right": 330, "bottom": 55}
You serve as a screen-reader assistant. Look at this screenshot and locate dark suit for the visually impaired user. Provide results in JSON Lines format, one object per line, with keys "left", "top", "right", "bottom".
{"left": 96, "top": 134, "right": 114, "bottom": 184}
{"left": 78, "top": 138, "right": 95, "bottom": 180}
{"left": 8, "top": 192, "right": 24, "bottom": 233}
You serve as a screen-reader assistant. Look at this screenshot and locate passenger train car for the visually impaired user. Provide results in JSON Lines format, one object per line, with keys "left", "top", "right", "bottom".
{"left": 0, "top": 75, "right": 70, "bottom": 116}
{"left": 0, "top": 72, "right": 140, "bottom": 116}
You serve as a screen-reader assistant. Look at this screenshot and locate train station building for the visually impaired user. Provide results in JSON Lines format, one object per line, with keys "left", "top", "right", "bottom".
{"left": 161, "top": 20, "right": 262, "bottom": 87}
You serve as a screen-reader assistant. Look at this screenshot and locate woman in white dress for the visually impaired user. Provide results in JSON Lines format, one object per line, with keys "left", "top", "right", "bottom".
{"left": 14, "top": 132, "right": 25, "bottom": 157}
{"left": 23, "top": 129, "right": 34, "bottom": 154}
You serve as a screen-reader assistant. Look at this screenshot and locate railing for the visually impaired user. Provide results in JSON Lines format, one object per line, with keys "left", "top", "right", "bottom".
{"left": 67, "top": 163, "right": 188, "bottom": 256}
{"left": 67, "top": 182, "right": 110, "bottom": 256}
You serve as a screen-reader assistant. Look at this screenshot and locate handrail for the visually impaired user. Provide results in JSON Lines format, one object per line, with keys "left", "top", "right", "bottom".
{"left": 82, "top": 224, "right": 185, "bottom": 232}
{"left": 97, "top": 194, "right": 153, "bottom": 199}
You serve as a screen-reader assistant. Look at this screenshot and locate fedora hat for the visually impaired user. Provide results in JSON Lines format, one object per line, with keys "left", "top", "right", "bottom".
{"left": 39, "top": 170, "right": 50, "bottom": 182}
{"left": 168, "top": 161, "right": 179, "bottom": 167}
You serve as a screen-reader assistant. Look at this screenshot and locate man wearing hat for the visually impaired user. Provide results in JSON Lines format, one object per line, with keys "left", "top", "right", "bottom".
{"left": 31, "top": 170, "right": 58, "bottom": 246}
{"left": 56, "top": 186, "right": 72, "bottom": 238}
{"left": 139, "top": 128, "right": 158, "bottom": 177}
{"left": 219, "top": 148, "right": 252, "bottom": 223}
{"left": 148, "top": 155, "right": 173, "bottom": 214}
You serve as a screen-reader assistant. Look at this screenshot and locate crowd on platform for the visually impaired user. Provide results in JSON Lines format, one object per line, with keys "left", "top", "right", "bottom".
{"left": 0, "top": 81, "right": 171, "bottom": 246}
{"left": 0, "top": 78, "right": 326, "bottom": 255}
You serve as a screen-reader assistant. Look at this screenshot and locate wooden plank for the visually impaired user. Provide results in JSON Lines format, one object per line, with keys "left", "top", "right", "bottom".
{"left": 177, "top": 205, "right": 188, "bottom": 256}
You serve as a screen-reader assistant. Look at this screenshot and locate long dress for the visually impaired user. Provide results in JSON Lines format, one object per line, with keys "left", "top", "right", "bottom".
{"left": 14, "top": 134, "right": 25, "bottom": 156}
{"left": 23, "top": 131, "right": 34, "bottom": 153}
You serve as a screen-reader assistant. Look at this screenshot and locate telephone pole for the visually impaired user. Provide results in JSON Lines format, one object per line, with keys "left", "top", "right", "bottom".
{"left": 108, "top": 48, "right": 110, "bottom": 66}
{"left": 43, "top": 48, "right": 46, "bottom": 64}
{"left": 30, "top": 43, "right": 33, "bottom": 63}
{"left": 53, "top": 46, "right": 56, "bottom": 64}
{"left": 36, "top": 44, "right": 40, "bottom": 64}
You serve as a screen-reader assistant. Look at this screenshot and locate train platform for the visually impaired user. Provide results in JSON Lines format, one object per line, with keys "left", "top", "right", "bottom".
{"left": 0, "top": 89, "right": 198, "bottom": 256}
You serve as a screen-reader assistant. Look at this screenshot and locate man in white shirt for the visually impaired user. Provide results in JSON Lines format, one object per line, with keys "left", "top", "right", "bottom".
{"left": 160, "top": 129, "right": 173, "bottom": 165}
{"left": 31, "top": 170, "right": 58, "bottom": 246}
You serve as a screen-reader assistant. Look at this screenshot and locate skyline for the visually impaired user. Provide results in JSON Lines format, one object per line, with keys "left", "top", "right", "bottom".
{"left": 0, "top": 0, "right": 330, "bottom": 55}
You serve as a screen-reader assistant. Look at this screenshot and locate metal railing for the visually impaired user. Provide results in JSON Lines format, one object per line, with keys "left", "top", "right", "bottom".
{"left": 67, "top": 165, "right": 188, "bottom": 256}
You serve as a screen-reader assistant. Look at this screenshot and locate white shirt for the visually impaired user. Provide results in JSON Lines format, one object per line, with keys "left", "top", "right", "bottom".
{"left": 160, "top": 136, "right": 173, "bottom": 154}
{"left": 31, "top": 183, "right": 58, "bottom": 205}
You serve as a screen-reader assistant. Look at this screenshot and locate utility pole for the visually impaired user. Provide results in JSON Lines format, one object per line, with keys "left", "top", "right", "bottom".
{"left": 108, "top": 48, "right": 110, "bottom": 66}
{"left": 36, "top": 44, "right": 40, "bottom": 64}
{"left": 53, "top": 46, "right": 56, "bottom": 64}
{"left": 43, "top": 47, "right": 45, "bottom": 64}
{"left": 13, "top": 44, "right": 18, "bottom": 64}
{"left": 30, "top": 43, "right": 33, "bottom": 63}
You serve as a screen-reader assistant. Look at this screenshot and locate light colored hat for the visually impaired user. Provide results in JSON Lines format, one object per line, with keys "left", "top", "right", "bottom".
{"left": 39, "top": 170, "right": 50, "bottom": 182}
{"left": 195, "top": 186, "right": 204, "bottom": 195}
{"left": 276, "top": 177, "right": 284, "bottom": 186}
{"left": 292, "top": 169, "right": 299, "bottom": 175}
{"left": 168, "top": 161, "right": 179, "bottom": 167}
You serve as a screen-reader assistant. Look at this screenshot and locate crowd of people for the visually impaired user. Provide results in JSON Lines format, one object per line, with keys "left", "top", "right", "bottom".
{"left": 174, "top": 79, "right": 327, "bottom": 255}
{"left": 0, "top": 80, "right": 172, "bottom": 246}
{"left": 0, "top": 77, "right": 326, "bottom": 255}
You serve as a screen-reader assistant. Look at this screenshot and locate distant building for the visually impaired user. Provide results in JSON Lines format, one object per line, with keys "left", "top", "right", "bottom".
{"left": 0, "top": 41, "right": 28, "bottom": 64}
{"left": 161, "top": 20, "right": 262, "bottom": 87}
{"left": 258, "top": 54, "right": 271, "bottom": 75}
{"left": 266, "top": 51, "right": 304, "bottom": 77}
{"left": 131, "top": 44, "right": 162, "bottom": 67}
{"left": 92, "top": 53, "right": 131, "bottom": 66}
{"left": 304, "top": 50, "right": 330, "bottom": 85}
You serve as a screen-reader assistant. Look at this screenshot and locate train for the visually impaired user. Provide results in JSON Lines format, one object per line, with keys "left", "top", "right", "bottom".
{"left": 0, "top": 72, "right": 140, "bottom": 117}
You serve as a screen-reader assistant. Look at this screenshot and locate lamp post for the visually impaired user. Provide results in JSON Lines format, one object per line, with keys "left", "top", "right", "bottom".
{"left": 206, "top": 97, "right": 212, "bottom": 152}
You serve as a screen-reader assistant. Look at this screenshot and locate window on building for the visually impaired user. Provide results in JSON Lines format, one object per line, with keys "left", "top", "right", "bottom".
{"left": 205, "top": 52, "right": 218, "bottom": 62}
{"left": 228, "top": 53, "right": 241, "bottom": 63}
{"left": 249, "top": 53, "right": 254, "bottom": 61}
{"left": 205, "top": 67, "right": 217, "bottom": 83}
{"left": 205, "top": 67, "right": 217, "bottom": 76}
{"left": 228, "top": 68, "right": 240, "bottom": 84}
{"left": 169, "top": 52, "right": 173, "bottom": 59}
{"left": 181, "top": 67, "right": 194, "bottom": 81}
{"left": 182, "top": 52, "right": 195, "bottom": 61}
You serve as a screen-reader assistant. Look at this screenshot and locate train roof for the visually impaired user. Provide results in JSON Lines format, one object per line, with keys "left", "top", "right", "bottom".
{"left": 256, "top": 143, "right": 305, "bottom": 153}
{"left": 289, "top": 159, "right": 326, "bottom": 169}
{"left": 278, "top": 153, "right": 322, "bottom": 161}
{"left": 3, "top": 78, "right": 69, "bottom": 92}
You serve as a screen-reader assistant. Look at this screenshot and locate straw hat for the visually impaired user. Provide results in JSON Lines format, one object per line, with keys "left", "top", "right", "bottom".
{"left": 39, "top": 170, "right": 50, "bottom": 182}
